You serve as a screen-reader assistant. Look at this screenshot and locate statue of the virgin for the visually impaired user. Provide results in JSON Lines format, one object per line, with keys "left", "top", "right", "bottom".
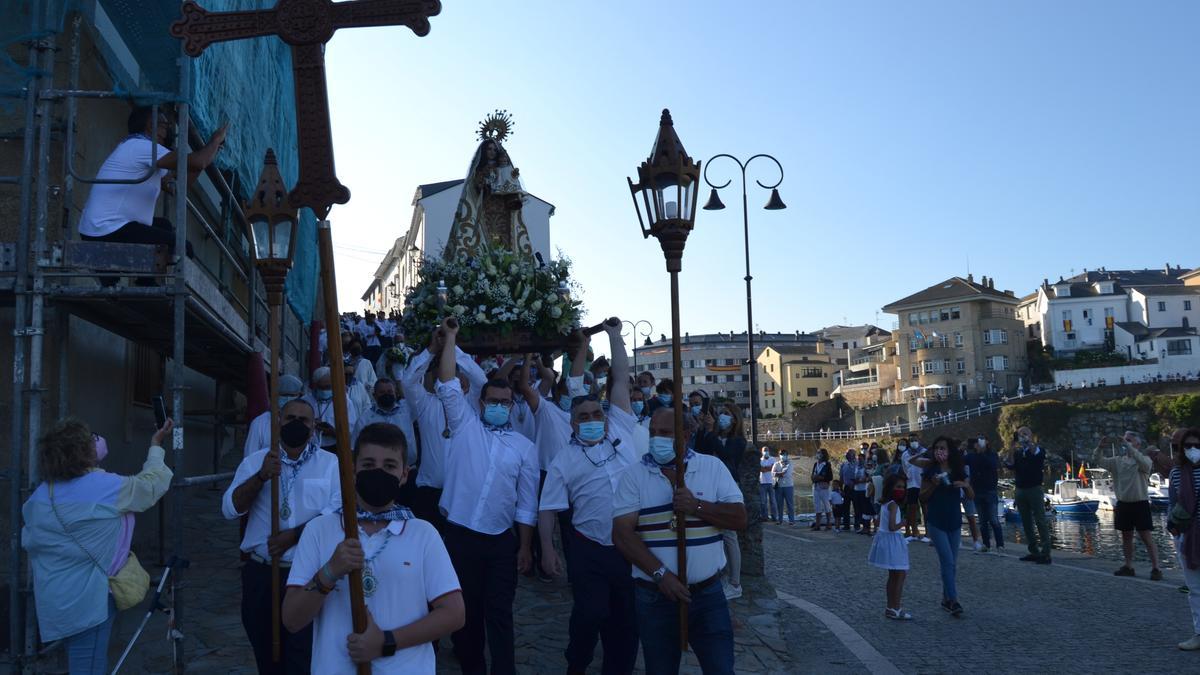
{"left": 444, "top": 111, "right": 534, "bottom": 260}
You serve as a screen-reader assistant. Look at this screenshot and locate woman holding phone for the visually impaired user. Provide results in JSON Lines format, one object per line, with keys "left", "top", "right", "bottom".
{"left": 920, "top": 436, "right": 972, "bottom": 617}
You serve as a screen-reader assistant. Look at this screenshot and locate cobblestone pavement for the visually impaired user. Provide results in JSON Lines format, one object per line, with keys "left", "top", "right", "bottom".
{"left": 764, "top": 521, "right": 1200, "bottom": 674}
{"left": 65, "top": 485, "right": 792, "bottom": 674}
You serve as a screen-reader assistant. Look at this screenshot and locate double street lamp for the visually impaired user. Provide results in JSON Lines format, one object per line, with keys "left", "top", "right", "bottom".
{"left": 622, "top": 319, "right": 653, "bottom": 372}
{"left": 244, "top": 148, "right": 297, "bottom": 664}
{"left": 702, "top": 154, "right": 786, "bottom": 449}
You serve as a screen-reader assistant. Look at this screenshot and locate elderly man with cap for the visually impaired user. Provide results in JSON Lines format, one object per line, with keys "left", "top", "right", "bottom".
{"left": 244, "top": 374, "right": 305, "bottom": 458}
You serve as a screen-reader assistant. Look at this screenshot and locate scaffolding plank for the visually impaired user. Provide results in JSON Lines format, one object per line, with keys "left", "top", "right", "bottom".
{"left": 62, "top": 241, "right": 165, "bottom": 272}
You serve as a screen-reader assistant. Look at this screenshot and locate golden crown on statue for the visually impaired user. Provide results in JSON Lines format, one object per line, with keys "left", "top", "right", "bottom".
{"left": 477, "top": 109, "right": 514, "bottom": 142}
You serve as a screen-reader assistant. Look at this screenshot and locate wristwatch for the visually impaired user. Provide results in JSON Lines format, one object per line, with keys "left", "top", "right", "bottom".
{"left": 652, "top": 565, "right": 668, "bottom": 584}
{"left": 381, "top": 630, "right": 397, "bottom": 657}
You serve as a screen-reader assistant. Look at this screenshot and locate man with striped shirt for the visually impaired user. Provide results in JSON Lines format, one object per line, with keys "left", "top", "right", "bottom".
{"left": 612, "top": 407, "right": 746, "bottom": 675}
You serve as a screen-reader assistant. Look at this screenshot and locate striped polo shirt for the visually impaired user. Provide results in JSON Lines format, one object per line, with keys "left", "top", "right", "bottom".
{"left": 613, "top": 451, "right": 744, "bottom": 583}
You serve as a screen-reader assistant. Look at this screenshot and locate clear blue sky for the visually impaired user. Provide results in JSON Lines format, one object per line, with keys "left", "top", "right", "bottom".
{"left": 324, "top": 0, "right": 1200, "bottom": 345}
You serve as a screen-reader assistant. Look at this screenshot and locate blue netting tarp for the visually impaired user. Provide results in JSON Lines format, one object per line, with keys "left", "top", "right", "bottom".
{"left": 1, "top": 0, "right": 320, "bottom": 323}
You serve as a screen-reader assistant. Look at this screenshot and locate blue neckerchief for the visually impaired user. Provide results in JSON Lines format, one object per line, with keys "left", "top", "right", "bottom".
{"left": 371, "top": 405, "right": 400, "bottom": 416}
{"left": 483, "top": 419, "right": 513, "bottom": 433}
{"left": 343, "top": 504, "right": 414, "bottom": 523}
{"left": 641, "top": 448, "right": 695, "bottom": 469}
{"left": 281, "top": 443, "right": 316, "bottom": 468}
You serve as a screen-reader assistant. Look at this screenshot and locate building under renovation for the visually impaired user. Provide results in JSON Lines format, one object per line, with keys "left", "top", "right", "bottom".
{"left": 1, "top": 1, "right": 320, "bottom": 670}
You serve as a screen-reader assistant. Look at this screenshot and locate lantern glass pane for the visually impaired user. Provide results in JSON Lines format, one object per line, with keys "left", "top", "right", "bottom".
{"left": 273, "top": 219, "right": 294, "bottom": 260}
{"left": 250, "top": 216, "right": 270, "bottom": 260}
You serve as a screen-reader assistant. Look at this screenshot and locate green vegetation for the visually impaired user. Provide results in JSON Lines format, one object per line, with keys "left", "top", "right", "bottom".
{"left": 998, "top": 393, "right": 1200, "bottom": 446}
{"left": 790, "top": 399, "right": 811, "bottom": 410}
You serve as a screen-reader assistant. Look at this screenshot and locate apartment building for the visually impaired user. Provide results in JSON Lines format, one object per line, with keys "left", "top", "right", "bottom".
{"left": 756, "top": 344, "right": 836, "bottom": 415}
{"left": 883, "top": 275, "right": 1027, "bottom": 399}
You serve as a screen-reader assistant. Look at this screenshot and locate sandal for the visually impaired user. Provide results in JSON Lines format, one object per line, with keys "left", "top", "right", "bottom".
{"left": 884, "top": 608, "right": 913, "bottom": 620}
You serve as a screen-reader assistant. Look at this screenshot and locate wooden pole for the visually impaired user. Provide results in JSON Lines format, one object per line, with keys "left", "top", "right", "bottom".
{"left": 669, "top": 270, "right": 688, "bottom": 650}
{"left": 268, "top": 297, "right": 282, "bottom": 663}
{"left": 316, "top": 220, "right": 371, "bottom": 675}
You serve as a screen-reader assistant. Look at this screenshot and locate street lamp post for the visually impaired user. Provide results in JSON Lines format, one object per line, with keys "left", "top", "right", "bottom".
{"left": 622, "top": 319, "right": 653, "bottom": 372}
{"left": 702, "top": 154, "right": 785, "bottom": 449}
{"left": 627, "top": 109, "right": 700, "bottom": 649}
{"left": 244, "top": 149, "right": 298, "bottom": 664}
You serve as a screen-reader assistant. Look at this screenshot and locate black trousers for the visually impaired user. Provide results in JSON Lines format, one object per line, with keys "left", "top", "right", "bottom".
{"left": 240, "top": 560, "right": 312, "bottom": 675}
{"left": 444, "top": 523, "right": 517, "bottom": 675}
{"left": 564, "top": 535, "right": 639, "bottom": 674}
{"left": 840, "top": 486, "right": 855, "bottom": 529}
{"left": 411, "top": 485, "right": 446, "bottom": 533}
{"left": 81, "top": 217, "right": 194, "bottom": 258}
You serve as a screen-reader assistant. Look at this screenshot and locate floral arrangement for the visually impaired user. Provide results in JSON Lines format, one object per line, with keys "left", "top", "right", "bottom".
{"left": 384, "top": 344, "right": 415, "bottom": 367}
{"left": 399, "top": 247, "right": 584, "bottom": 348}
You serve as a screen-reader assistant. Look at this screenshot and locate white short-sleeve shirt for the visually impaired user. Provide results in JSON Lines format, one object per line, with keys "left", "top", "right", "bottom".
{"left": 288, "top": 513, "right": 460, "bottom": 674}
{"left": 612, "top": 452, "right": 744, "bottom": 582}
{"left": 539, "top": 407, "right": 639, "bottom": 546}
{"left": 78, "top": 137, "right": 170, "bottom": 237}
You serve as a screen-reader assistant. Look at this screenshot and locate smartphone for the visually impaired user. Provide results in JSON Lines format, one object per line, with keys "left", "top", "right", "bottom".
{"left": 153, "top": 395, "right": 168, "bottom": 429}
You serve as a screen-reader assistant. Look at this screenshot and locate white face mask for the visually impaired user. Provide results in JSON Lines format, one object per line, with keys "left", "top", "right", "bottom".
{"left": 1187, "top": 448, "right": 1200, "bottom": 464}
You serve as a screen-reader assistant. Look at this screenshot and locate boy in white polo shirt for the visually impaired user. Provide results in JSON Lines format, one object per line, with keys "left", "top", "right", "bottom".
{"left": 283, "top": 423, "right": 464, "bottom": 674}
{"left": 612, "top": 407, "right": 747, "bottom": 675}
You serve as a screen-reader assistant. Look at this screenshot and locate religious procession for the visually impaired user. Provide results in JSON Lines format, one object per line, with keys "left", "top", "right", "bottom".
{"left": 5, "top": 2, "right": 1200, "bottom": 675}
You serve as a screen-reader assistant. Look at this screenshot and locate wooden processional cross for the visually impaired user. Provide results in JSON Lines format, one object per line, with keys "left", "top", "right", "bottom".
{"left": 170, "top": 2, "right": 441, "bottom": 673}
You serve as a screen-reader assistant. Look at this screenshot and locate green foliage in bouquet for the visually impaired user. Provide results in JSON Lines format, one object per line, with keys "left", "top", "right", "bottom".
{"left": 400, "top": 248, "right": 584, "bottom": 345}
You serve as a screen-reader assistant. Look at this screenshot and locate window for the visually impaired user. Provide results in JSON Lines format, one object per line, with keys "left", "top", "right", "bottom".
{"left": 938, "top": 334, "right": 949, "bottom": 348}
{"left": 982, "top": 329, "right": 1008, "bottom": 345}
{"left": 909, "top": 336, "right": 920, "bottom": 352}
{"left": 800, "top": 367, "right": 824, "bottom": 378}
{"left": 927, "top": 310, "right": 938, "bottom": 323}
{"left": 943, "top": 359, "right": 951, "bottom": 373}
{"left": 911, "top": 364, "right": 919, "bottom": 377}
{"left": 1186, "top": 301, "right": 1193, "bottom": 311}
{"left": 1167, "top": 339, "right": 1193, "bottom": 356}
{"left": 1158, "top": 301, "right": 1167, "bottom": 312}
{"left": 908, "top": 312, "right": 918, "bottom": 326}
{"left": 923, "top": 361, "right": 940, "bottom": 374}
{"left": 939, "top": 308, "right": 951, "bottom": 321}
{"left": 950, "top": 306, "right": 961, "bottom": 320}
{"left": 806, "top": 387, "right": 819, "bottom": 397}
{"left": 954, "top": 332, "right": 963, "bottom": 347}
{"left": 986, "top": 355, "right": 1010, "bottom": 371}
{"left": 956, "top": 358, "right": 965, "bottom": 374}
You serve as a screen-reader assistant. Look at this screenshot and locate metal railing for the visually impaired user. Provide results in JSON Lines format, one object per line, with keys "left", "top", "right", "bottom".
{"left": 754, "top": 392, "right": 1036, "bottom": 442}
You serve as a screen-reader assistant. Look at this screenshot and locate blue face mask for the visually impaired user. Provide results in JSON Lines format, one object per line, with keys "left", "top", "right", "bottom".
{"left": 690, "top": 404, "right": 702, "bottom": 416}
{"left": 483, "top": 404, "right": 510, "bottom": 427}
{"left": 577, "top": 421, "right": 605, "bottom": 443}
{"left": 558, "top": 396, "right": 573, "bottom": 412}
{"left": 658, "top": 394, "right": 672, "bottom": 406}
{"left": 649, "top": 436, "right": 676, "bottom": 464}
{"left": 315, "top": 389, "right": 333, "bottom": 402}
{"left": 718, "top": 413, "right": 733, "bottom": 430}
{"left": 640, "top": 386, "right": 654, "bottom": 399}
{"left": 631, "top": 400, "right": 645, "bottom": 415}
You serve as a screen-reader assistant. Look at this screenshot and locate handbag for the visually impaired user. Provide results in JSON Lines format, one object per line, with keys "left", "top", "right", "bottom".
{"left": 1171, "top": 501, "right": 1193, "bottom": 530}
{"left": 47, "top": 483, "right": 149, "bottom": 611}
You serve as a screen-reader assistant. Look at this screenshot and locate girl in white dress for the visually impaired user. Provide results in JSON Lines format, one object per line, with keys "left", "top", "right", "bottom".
{"left": 868, "top": 473, "right": 912, "bottom": 620}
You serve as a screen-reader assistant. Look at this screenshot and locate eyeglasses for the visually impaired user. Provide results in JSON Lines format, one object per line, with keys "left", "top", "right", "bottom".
{"left": 581, "top": 444, "right": 618, "bottom": 467}
{"left": 483, "top": 399, "right": 514, "bottom": 408}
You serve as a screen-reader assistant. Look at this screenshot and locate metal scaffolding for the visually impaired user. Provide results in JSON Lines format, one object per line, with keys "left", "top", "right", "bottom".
{"left": 2, "top": 3, "right": 306, "bottom": 671}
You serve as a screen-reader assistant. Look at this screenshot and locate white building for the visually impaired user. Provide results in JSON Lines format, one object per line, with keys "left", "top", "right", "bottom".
{"left": 1025, "top": 266, "right": 1192, "bottom": 354}
{"left": 1127, "top": 285, "right": 1200, "bottom": 329}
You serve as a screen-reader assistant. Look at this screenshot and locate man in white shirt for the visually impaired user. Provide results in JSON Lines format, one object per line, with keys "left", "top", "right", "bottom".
{"left": 283, "top": 422, "right": 465, "bottom": 674}
{"left": 244, "top": 374, "right": 305, "bottom": 458}
{"left": 78, "top": 107, "right": 227, "bottom": 274}
{"left": 538, "top": 319, "right": 640, "bottom": 674}
{"left": 352, "top": 378, "right": 417, "bottom": 508}
{"left": 347, "top": 341, "right": 378, "bottom": 391}
{"left": 758, "top": 446, "right": 777, "bottom": 522}
{"left": 310, "top": 366, "right": 360, "bottom": 452}
{"left": 901, "top": 435, "right": 931, "bottom": 542}
{"left": 399, "top": 330, "right": 487, "bottom": 532}
{"left": 222, "top": 399, "right": 341, "bottom": 673}
{"left": 612, "top": 406, "right": 746, "bottom": 674}
{"left": 436, "top": 318, "right": 539, "bottom": 675}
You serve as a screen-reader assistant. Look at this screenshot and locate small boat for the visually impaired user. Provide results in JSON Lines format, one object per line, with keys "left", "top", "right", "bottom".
{"left": 1078, "top": 468, "right": 1118, "bottom": 511}
{"left": 1148, "top": 473, "right": 1171, "bottom": 510}
{"left": 1002, "top": 496, "right": 1055, "bottom": 521}
{"left": 1047, "top": 479, "right": 1100, "bottom": 515}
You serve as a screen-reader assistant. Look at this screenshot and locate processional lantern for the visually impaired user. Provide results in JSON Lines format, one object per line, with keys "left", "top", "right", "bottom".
{"left": 246, "top": 149, "right": 298, "bottom": 299}
{"left": 627, "top": 109, "right": 701, "bottom": 272}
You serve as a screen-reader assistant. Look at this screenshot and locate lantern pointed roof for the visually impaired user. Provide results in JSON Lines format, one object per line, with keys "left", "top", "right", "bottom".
{"left": 647, "top": 108, "right": 696, "bottom": 168}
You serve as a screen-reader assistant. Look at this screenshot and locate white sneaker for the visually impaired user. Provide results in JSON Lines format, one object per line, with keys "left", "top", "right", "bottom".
{"left": 1179, "top": 634, "right": 1200, "bottom": 651}
{"left": 724, "top": 583, "right": 743, "bottom": 600}
{"left": 904, "top": 536, "right": 917, "bottom": 542}
{"left": 920, "top": 536, "right": 931, "bottom": 543}
{"left": 973, "top": 540, "right": 983, "bottom": 552}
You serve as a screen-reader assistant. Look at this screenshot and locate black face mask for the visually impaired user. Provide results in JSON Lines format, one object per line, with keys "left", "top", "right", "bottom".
{"left": 376, "top": 394, "right": 397, "bottom": 410}
{"left": 356, "top": 468, "right": 401, "bottom": 509}
{"left": 280, "top": 419, "right": 311, "bottom": 448}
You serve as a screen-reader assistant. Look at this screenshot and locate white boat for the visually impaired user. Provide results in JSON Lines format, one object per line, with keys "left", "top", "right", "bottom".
{"left": 1148, "top": 473, "right": 1171, "bottom": 510}
{"left": 1078, "top": 468, "right": 1118, "bottom": 511}
{"left": 1046, "top": 479, "right": 1100, "bottom": 515}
